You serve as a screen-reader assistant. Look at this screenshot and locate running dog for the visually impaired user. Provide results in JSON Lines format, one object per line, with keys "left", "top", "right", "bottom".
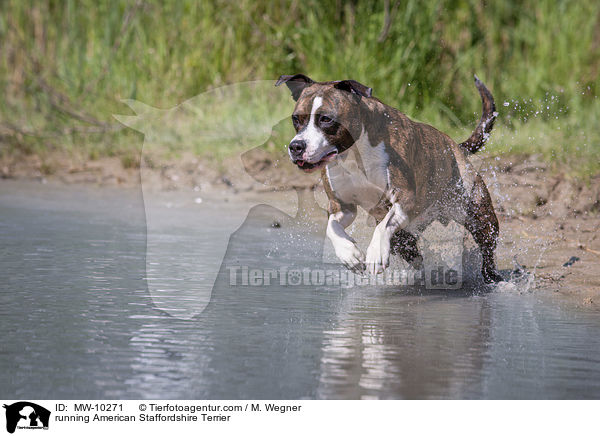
{"left": 276, "top": 74, "right": 502, "bottom": 283}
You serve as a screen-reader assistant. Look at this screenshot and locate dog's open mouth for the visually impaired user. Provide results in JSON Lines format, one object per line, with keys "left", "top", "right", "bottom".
{"left": 294, "top": 150, "right": 338, "bottom": 172}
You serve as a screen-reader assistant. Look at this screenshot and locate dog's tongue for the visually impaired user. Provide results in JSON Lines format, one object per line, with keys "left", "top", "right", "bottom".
{"left": 297, "top": 160, "right": 305, "bottom": 167}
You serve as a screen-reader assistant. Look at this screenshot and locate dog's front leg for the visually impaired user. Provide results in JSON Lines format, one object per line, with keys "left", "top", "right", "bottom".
{"left": 326, "top": 204, "right": 365, "bottom": 273}
{"left": 366, "top": 199, "right": 409, "bottom": 275}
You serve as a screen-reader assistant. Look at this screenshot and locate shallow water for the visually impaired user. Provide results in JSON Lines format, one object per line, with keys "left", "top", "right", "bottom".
{"left": 0, "top": 181, "right": 599, "bottom": 399}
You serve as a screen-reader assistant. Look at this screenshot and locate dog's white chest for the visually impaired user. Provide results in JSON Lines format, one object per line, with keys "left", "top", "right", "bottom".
{"left": 326, "top": 130, "right": 390, "bottom": 210}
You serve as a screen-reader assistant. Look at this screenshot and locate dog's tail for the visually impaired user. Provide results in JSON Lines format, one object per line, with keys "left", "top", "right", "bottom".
{"left": 459, "top": 75, "right": 497, "bottom": 154}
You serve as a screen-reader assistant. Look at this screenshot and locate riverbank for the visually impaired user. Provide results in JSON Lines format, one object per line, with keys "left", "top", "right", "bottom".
{"left": 1, "top": 150, "right": 599, "bottom": 303}
{"left": 2, "top": 150, "right": 599, "bottom": 219}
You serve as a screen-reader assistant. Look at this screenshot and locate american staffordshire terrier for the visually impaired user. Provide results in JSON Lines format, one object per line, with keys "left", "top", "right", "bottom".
{"left": 275, "top": 74, "right": 502, "bottom": 283}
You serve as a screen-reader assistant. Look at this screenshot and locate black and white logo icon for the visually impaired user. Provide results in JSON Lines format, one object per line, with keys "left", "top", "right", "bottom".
{"left": 3, "top": 402, "right": 50, "bottom": 434}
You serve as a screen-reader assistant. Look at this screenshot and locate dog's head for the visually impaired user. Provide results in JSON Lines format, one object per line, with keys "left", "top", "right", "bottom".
{"left": 275, "top": 74, "right": 373, "bottom": 173}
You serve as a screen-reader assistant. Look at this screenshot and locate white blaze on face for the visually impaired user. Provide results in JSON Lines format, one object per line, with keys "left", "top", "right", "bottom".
{"left": 290, "top": 96, "right": 332, "bottom": 162}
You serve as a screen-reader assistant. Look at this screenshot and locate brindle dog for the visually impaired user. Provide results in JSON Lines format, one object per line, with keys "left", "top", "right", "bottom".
{"left": 276, "top": 74, "right": 502, "bottom": 283}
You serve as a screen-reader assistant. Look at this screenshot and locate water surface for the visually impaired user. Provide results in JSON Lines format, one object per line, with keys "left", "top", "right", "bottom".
{"left": 0, "top": 181, "right": 599, "bottom": 399}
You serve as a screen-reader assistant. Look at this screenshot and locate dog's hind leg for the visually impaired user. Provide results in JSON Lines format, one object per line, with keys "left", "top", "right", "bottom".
{"left": 390, "top": 229, "right": 423, "bottom": 269}
{"left": 464, "top": 175, "right": 503, "bottom": 283}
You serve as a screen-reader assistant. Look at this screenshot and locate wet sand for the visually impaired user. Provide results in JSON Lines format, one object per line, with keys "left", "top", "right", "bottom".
{"left": 1, "top": 152, "right": 599, "bottom": 303}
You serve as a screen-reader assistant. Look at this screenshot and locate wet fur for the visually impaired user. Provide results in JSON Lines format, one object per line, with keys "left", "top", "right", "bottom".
{"left": 277, "top": 75, "right": 502, "bottom": 283}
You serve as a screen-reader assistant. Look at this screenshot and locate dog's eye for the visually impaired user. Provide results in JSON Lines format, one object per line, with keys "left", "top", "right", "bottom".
{"left": 319, "top": 115, "right": 334, "bottom": 125}
{"left": 291, "top": 114, "right": 301, "bottom": 129}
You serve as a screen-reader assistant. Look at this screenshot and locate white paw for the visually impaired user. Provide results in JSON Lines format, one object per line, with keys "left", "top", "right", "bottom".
{"left": 366, "top": 235, "right": 391, "bottom": 275}
{"left": 334, "top": 239, "right": 365, "bottom": 273}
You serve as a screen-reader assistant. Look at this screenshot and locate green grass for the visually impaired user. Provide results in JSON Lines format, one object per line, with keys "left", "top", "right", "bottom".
{"left": 0, "top": 0, "right": 599, "bottom": 175}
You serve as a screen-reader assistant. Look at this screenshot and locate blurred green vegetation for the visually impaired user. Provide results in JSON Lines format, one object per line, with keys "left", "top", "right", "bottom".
{"left": 0, "top": 0, "right": 599, "bottom": 175}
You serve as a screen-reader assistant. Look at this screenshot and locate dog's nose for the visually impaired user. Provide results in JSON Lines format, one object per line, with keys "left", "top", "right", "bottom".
{"left": 289, "top": 139, "right": 306, "bottom": 157}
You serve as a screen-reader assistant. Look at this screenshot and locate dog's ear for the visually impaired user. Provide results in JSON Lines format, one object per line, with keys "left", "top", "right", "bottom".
{"left": 275, "top": 74, "right": 314, "bottom": 101}
{"left": 334, "top": 80, "right": 373, "bottom": 98}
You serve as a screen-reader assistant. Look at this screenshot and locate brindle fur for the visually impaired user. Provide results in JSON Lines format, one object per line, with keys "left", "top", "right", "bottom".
{"left": 276, "top": 75, "right": 502, "bottom": 283}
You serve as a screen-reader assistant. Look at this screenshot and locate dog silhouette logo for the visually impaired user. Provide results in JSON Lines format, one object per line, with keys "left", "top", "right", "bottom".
{"left": 3, "top": 402, "right": 50, "bottom": 434}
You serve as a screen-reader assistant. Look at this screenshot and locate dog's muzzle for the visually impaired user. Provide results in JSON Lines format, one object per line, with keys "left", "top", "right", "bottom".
{"left": 289, "top": 139, "right": 306, "bottom": 159}
{"left": 291, "top": 150, "right": 338, "bottom": 172}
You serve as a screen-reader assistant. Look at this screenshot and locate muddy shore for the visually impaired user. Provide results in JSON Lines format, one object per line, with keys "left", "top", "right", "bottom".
{"left": 2, "top": 151, "right": 599, "bottom": 302}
